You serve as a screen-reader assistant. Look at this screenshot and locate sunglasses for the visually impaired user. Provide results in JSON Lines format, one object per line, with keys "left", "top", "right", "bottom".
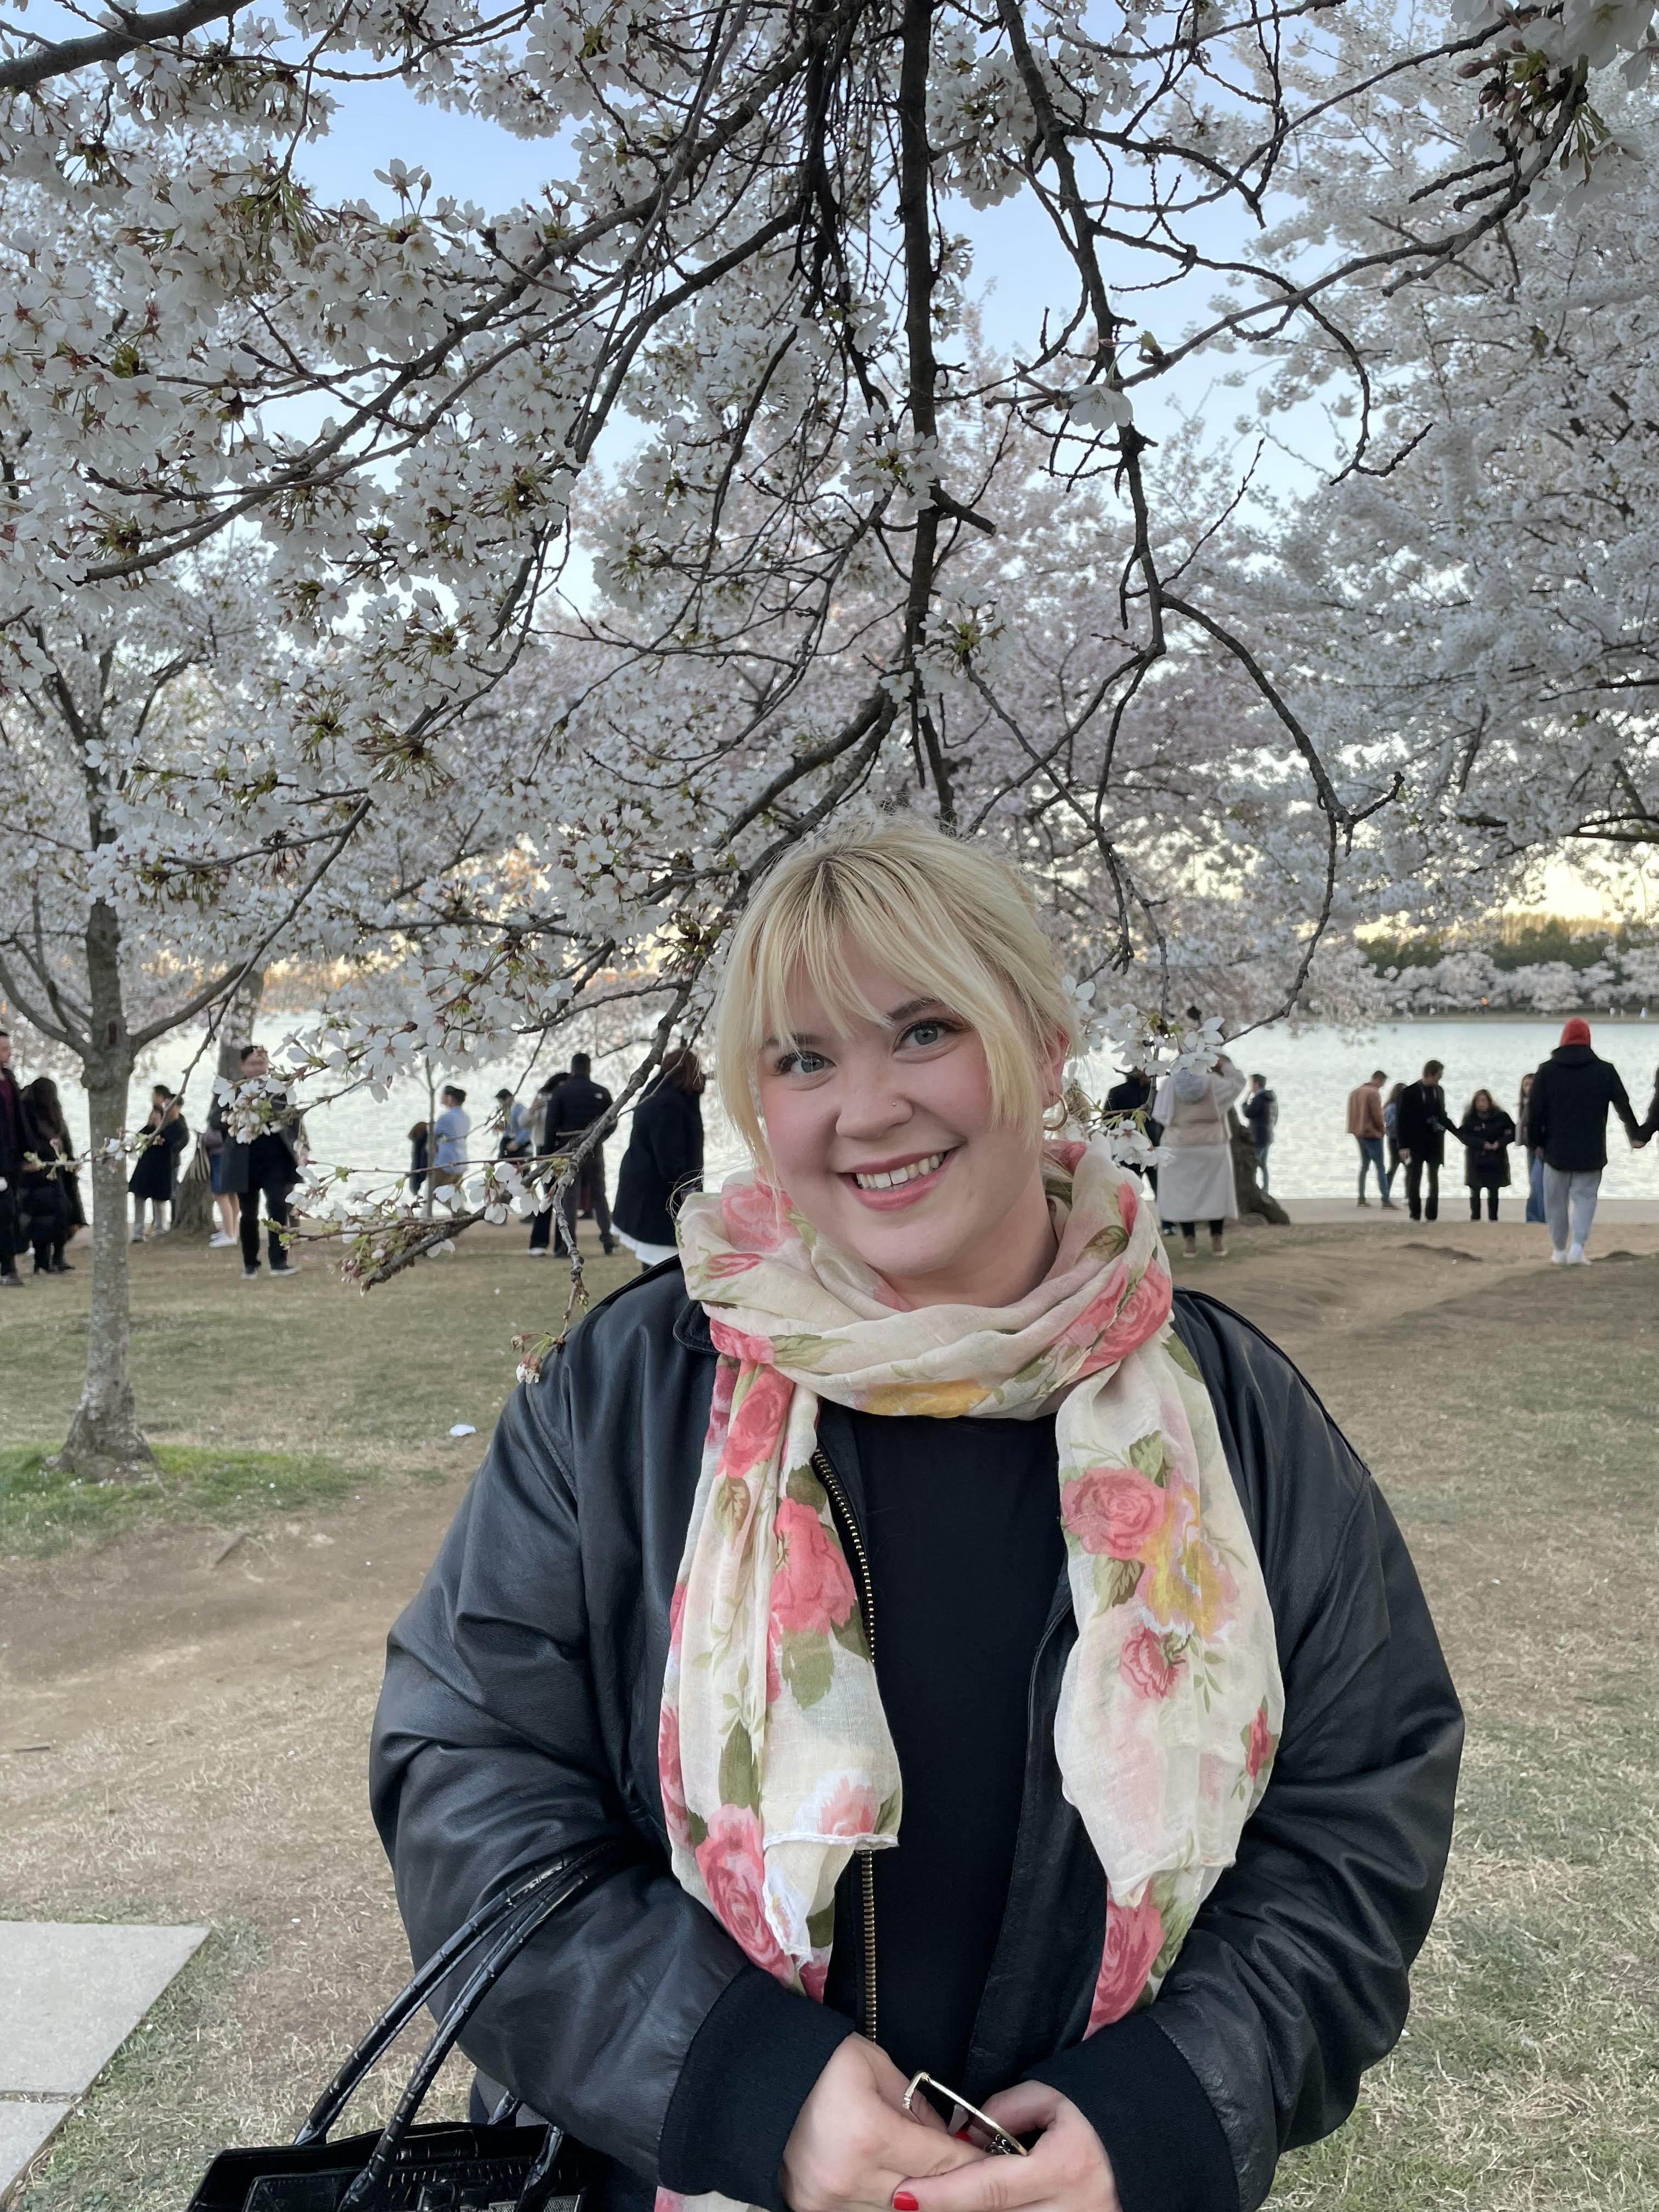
{"left": 902, "top": 2072, "right": 1029, "bottom": 2159}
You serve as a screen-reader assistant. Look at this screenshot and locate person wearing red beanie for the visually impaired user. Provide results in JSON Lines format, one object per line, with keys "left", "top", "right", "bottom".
{"left": 1525, "top": 1018, "right": 1644, "bottom": 1261}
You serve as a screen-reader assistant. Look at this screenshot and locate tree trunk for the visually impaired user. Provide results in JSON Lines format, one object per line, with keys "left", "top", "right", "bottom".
{"left": 54, "top": 900, "right": 157, "bottom": 1482}
{"left": 1229, "top": 1109, "right": 1291, "bottom": 1226}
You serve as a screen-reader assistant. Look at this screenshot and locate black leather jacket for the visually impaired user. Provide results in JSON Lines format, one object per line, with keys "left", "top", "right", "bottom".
{"left": 371, "top": 1267, "right": 1460, "bottom": 2212}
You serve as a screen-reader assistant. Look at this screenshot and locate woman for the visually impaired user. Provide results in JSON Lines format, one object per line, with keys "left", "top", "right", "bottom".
{"left": 1383, "top": 1080, "right": 1404, "bottom": 1197}
{"left": 129, "top": 1084, "right": 189, "bottom": 1239}
{"left": 373, "top": 822, "right": 1459, "bottom": 2212}
{"left": 614, "top": 1046, "right": 707, "bottom": 1267}
{"left": 1150, "top": 1043, "right": 1245, "bottom": 1258}
{"left": 20, "top": 1076, "right": 75, "bottom": 1275}
{"left": 1457, "top": 1090, "right": 1516, "bottom": 1222}
{"left": 1516, "top": 1071, "right": 1545, "bottom": 1224}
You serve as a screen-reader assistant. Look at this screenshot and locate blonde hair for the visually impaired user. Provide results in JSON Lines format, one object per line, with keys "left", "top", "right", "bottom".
{"left": 714, "top": 818, "right": 1077, "bottom": 1166}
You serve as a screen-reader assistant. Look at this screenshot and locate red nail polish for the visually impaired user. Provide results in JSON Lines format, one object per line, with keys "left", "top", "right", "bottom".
{"left": 893, "top": 2193, "right": 919, "bottom": 2209}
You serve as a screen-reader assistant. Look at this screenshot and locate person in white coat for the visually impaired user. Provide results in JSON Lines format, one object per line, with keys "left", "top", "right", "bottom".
{"left": 1153, "top": 1051, "right": 1246, "bottom": 1257}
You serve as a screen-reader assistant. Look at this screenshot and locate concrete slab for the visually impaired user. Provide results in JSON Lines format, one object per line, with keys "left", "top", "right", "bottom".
{"left": 0, "top": 2098, "right": 75, "bottom": 2204}
{"left": 0, "top": 1922, "right": 208, "bottom": 2098}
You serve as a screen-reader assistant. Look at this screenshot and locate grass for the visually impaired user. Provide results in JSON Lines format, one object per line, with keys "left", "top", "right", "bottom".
{"left": 0, "top": 1443, "right": 360, "bottom": 1553}
{"left": 0, "top": 1219, "right": 638, "bottom": 1550}
{"left": 3, "top": 1226, "right": 1657, "bottom": 2212}
{"left": 1269, "top": 1255, "right": 1659, "bottom": 2210}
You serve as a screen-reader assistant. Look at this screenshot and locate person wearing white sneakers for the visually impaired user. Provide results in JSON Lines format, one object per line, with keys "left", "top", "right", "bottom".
{"left": 1527, "top": 1017, "right": 1643, "bottom": 1264}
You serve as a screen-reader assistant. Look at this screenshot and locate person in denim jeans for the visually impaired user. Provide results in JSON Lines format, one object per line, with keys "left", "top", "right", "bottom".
{"left": 1345, "top": 1070, "right": 1394, "bottom": 1208}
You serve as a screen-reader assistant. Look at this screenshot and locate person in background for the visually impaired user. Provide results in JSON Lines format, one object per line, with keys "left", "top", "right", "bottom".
{"left": 1242, "top": 1071, "right": 1277, "bottom": 1192}
{"left": 1396, "top": 1062, "right": 1452, "bottom": 1223}
{"left": 529, "top": 1052, "right": 616, "bottom": 1257}
{"left": 1345, "top": 1069, "right": 1393, "bottom": 1208}
{"left": 430, "top": 1086, "right": 471, "bottom": 1197}
{"left": 1102, "top": 1064, "right": 1156, "bottom": 1194}
{"left": 199, "top": 1109, "right": 240, "bottom": 1245}
{"left": 1456, "top": 1089, "right": 1516, "bottom": 1222}
{"left": 613, "top": 1046, "right": 707, "bottom": 1267}
{"left": 0, "top": 1026, "right": 29, "bottom": 1288}
{"left": 1153, "top": 1043, "right": 1245, "bottom": 1257}
{"left": 1384, "top": 1081, "right": 1405, "bottom": 1195}
{"left": 407, "top": 1118, "right": 430, "bottom": 1195}
{"left": 1516, "top": 1071, "right": 1546, "bottom": 1224}
{"left": 1526, "top": 1017, "right": 1643, "bottom": 1264}
{"left": 20, "top": 1075, "right": 75, "bottom": 1274}
{"left": 219, "top": 1043, "right": 306, "bottom": 1279}
{"left": 1635, "top": 1065, "right": 1658, "bottom": 1146}
{"left": 495, "top": 1087, "right": 533, "bottom": 1162}
{"left": 129, "top": 1083, "right": 189, "bottom": 1240}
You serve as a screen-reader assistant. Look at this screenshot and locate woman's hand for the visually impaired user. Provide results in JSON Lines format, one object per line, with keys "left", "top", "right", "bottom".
{"left": 895, "top": 2083, "right": 1121, "bottom": 2212}
{"left": 780, "top": 2038, "right": 980, "bottom": 2212}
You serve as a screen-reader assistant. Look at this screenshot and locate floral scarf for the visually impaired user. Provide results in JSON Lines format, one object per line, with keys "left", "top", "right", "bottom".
{"left": 659, "top": 1137, "right": 1282, "bottom": 2203}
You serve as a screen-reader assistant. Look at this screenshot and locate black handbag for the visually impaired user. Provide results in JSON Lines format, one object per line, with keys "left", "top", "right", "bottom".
{"left": 187, "top": 1843, "right": 624, "bottom": 2212}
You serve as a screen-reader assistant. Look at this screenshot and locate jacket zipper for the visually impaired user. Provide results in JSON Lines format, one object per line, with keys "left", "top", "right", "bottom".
{"left": 812, "top": 1447, "right": 879, "bottom": 2044}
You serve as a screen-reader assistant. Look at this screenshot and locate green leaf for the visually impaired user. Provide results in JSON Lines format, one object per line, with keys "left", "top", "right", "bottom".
{"left": 782, "top": 1630, "right": 835, "bottom": 1709}
{"left": 786, "top": 1464, "right": 828, "bottom": 1512}
{"left": 807, "top": 1904, "right": 836, "bottom": 1949}
{"left": 684, "top": 1810, "right": 708, "bottom": 1849}
{"left": 1166, "top": 1336, "right": 1203, "bottom": 1381}
{"left": 876, "top": 1790, "right": 902, "bottom": 1833}
{"left": 1128, "top": 1431, "right": 1169, "bottom": 1483}
{"left": 1095, "top": 1555, "right": 1141, "bottom": 1608}
{"left": 712, "top": 1474, "right": 749, "bottom": 1541}
{"left": 832, "top": 1609, "right": 870, "bottom": 1661}
{"left": 718, "top": 1721, "right": 761, "bottom": 1813}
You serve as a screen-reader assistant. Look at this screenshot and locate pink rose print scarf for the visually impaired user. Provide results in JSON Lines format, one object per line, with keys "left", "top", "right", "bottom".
{"left": 661, "top": 1136, "right": 1283, "bottom": 2203}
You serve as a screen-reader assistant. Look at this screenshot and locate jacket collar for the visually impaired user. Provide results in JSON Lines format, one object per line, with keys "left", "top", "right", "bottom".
{"left": 672, "top": 1285, "right": 715, "bottom": 1353}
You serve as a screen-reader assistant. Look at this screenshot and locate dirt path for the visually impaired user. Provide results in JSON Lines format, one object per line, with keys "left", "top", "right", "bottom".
{"left": 0, "top": 1474, "right": 470, "bottom": 1753}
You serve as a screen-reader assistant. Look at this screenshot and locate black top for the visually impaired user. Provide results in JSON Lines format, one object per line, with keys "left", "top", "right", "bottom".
{"left": 613, "top": 1081, "right": 705, "bottom": 1246}
{"left": 822, "top": 1411, "right": 1066, "bottom": 2085}
{"left": 1394, "top": 1080, "right": 1450, "bottom": 1164}
{"left": 542, "top": 1073, "right": 613, "bottom": 1148}
{"left": 1456, "top": 1105, "right": 1516, "bottom": 1187}
{"left": 1527, "top": 1043, "right": 1640, "bottom": 1171}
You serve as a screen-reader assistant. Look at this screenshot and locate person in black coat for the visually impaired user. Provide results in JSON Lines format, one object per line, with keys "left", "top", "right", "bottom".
{"left": 1102, "top": 1067, "right": 1157, "bottom": 1193}
{"left": 1632, "top": 1064, "right": 1657, "bottom": 1146}
{"left": 613, "top": 1047, "right": 706, "bottom": 1264}
{"left": 213, "top": 1043, "right": 306, "bottom": 1278}
{"left": 1394, "top": 1060, "right": 1452, "bottom": 1222}
{"left": 1526, "top": 1017, "right": 1643, "bottom": 1261}
{"left": 529, "top": 1053, "right": 616, "bottom": 1257}
{"left": 0, "top": 1025, "right": 33, "bottom": 1286}
{"left": 20, "top": 1075, "right": 76, "bottom": 1274}
{"left": 1455, "top": 1090, "right": 1516, "bottom": 1222}
{"left": 129, "top": 1084, "right": 190, "bottom": 1239}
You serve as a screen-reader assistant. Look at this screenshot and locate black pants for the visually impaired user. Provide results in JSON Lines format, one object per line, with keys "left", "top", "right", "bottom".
{"left": 1404, "top": 1158, "right": 1439, "bottom": 1222}
{"left": 1179, "top": 1220, "right": 1227, "bottom": 1237}
{"left": 1469, "top": 1185, "right": 1499, "bottom": 1221}
{"left": 0, "top": 1184, "right": 20, "bottom": 1276}
{"left": 239, "top": 1146, "right": 294, "bottom": 1268}
{"left": 529, "top": 1149, "right": 612, "bottom": 1251}
{"left": 27, "top": 1178, "right": 69, "bottom": 1271}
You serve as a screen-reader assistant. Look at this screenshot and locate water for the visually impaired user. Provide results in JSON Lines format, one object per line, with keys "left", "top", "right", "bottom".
{"left": 51, "top": 1014, "right": 1659, "bottom": 1203}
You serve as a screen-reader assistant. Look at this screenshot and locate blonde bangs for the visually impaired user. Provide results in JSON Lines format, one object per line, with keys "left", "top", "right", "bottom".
{"left": 714, "top": 820, "right": 1077, "bottom": 1167}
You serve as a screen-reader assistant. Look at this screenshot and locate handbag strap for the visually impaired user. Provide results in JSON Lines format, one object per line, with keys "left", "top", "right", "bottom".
{"left": 294, "top": 1842, "right": 623, "bottom": 2149}
{"left": 336, "top": 1841, "right": 627, "bottom": 2210}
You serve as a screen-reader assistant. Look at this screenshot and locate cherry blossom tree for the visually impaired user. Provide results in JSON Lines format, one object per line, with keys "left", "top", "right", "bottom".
{"left": 5, "top": 0, "right": 1657, "bottom": 1328}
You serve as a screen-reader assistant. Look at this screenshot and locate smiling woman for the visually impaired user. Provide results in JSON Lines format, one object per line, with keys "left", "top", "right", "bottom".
{"left": 370, "top": 819, "right": 1463, "bottom": 2212}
